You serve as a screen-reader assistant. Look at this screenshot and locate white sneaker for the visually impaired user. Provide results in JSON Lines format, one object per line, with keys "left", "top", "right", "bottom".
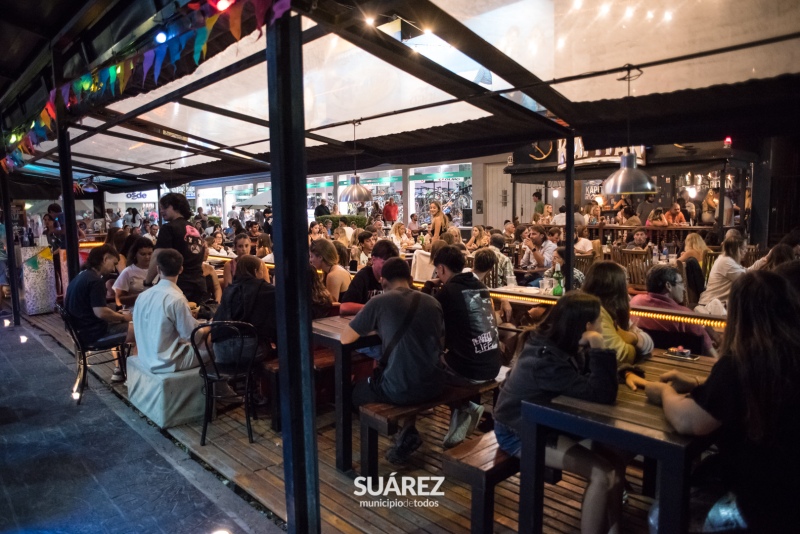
{"left": 442, "top": 402, "right": 484, "bottom": 449}
{"left": 111, "top": 367, "right": 124, "bottom": 383}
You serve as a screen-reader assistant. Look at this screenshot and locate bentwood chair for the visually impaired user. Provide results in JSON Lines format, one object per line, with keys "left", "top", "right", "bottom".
{"left": 56, "top": 304, "right": 131, "bottom": 405}
{"left": 191, "top": 321, "right": 260, "bottom": 446}
{"left": 702, "top": 250, "right": 723, "bottom": 283}
{"left": 618, "top": 247, "right": 654, "bottom": 293}
{"left": 575, "top": 254, "right": 595, "bottom": 276}
{"left": 741, "top": 245, "right": 761, "bottom": 268}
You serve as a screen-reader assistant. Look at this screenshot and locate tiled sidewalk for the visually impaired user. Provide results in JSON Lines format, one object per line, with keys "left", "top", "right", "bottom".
{"left": 0, "top": 322, "right": 281, "bottom": 534}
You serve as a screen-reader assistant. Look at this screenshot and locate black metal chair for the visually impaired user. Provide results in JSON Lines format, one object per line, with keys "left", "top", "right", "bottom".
{"left": 191, "top": 321, "right": 260, "bottom": 446}
{"left": 56, "top": 304, "right": 131, "bottom": 405}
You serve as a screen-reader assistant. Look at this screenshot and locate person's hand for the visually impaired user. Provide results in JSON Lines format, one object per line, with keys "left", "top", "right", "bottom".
{"left": 579, "top": 330, "right": 604, "bottom": 349}
{"left": 645, "top": 381, "right": 670, "bottom": 405}
{"left": 500, "top": 299, "right": 513, "bottom": 323}
{"left": 625, "top": 372, "right": 648, "bottom": 391}
{"left": 659, "top": 370, "right": 698, "bottom": 394}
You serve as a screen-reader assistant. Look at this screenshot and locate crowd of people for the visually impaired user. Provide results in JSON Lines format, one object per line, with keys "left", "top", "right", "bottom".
{"left": 59, "top": 190, "right": 800, "bottom": 533}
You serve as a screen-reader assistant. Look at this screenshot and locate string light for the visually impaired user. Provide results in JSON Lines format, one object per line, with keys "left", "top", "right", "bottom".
{"left": 216, "top": 0, "right": 232, "bottom": 11}
{"left": 72, "top": 392, "right": 81, "bottom": 400}
{"left": 155, "top": 31, "right": 167, "bottom": 44}
{"left": 365, "top": 17, "right": 375, "bottom": 26}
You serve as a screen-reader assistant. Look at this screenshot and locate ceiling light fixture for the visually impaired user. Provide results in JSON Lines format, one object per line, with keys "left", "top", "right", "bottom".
{"left": 603, "top": 65, "right": 657, "bottom": 196}
{"left": 365, "top": 17, "right": 375, "bottom": 26}
{"left": 155, "top": 31, "right": 168, "bottom": 44}
{"left": 339, "top": 122, "right": 372, "bottom": 204}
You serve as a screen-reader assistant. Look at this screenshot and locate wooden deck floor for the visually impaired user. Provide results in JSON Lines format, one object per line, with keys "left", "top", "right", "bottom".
{"left": 21, "top": 310, "right": 653, "bottom": 533}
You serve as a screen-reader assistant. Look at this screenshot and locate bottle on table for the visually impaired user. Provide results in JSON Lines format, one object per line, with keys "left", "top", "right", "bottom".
{"left": 552, "top": 263, "right": 564, "bottom": 296}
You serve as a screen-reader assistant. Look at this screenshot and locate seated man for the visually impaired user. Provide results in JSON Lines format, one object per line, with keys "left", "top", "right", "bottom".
{"left": 64, "top": 244, "right": 132, "bottom": 382}
{"left": 133, "top": 249, "right": 207, "bottom": 373}
{"left": 341, "top": 257, "right": 444, "bottom": 465}
{"left": 339, "top": 240, "right": 399, "bottom": 316}
{"left": 424, "top": 246, "right": 502, "bottom": 448}
{"left": 487, "top": 234, "right": 517, "bottom": 287}
{"left": 520, "top": 224, "right": 556, "bottom": 285}
{"left": 626, "top": 227, "right": 649, "bottom": 249}
{"left": 665, "top": 203, "right": 686, "bottom": 225}
{"left": 350, "top": 230, "right": 375, "bottom": 271}
{"left": 246, "top": 221, "right": 272, "bottom": 258}
{"left": 630, "top": 264, "right": 718, "bottom": 357}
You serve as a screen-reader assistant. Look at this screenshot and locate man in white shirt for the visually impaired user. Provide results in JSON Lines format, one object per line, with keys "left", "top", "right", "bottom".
{"left": 133, "top": 249, "right": 208, "bottom": 373}
{"left": 552, "top": 205, "right": 567, "bottom": 225}
{"left": 226, "top": 206, "right": 238, "bottom": 223}
{"left": 144, "top": 223, "right": 159, "bottom": 244}
{"left": 520, "top": 224, "right": 556, "bottom": 285}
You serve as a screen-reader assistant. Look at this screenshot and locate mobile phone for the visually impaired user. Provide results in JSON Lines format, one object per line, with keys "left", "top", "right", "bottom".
{"left": 665, "top": 347, "right": 699, "bottom": 360}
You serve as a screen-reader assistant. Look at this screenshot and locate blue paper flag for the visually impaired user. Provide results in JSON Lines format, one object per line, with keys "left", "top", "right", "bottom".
{"left": 193, "top": 27, "right": 208, "bottom": 65}
{"left": 153, "top": 44, "right": 168, "bottom": 84}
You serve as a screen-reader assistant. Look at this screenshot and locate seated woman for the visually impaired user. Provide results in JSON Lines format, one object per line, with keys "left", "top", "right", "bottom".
{"left": 574, "top": 225, "right": 594, "bottom": 255}
{"left": 465, "top": 225, "right": 489, "bottom": 252}
{"left": 645, "top": 271, "right": 800, "bottom": 532}
{"left": 677, "top": 232, "right": 708, "bottom": 264}
{"left": 332, "top": 226, "right": 350, "bottom": 249}
{"left": 213, "top": 255, "right": 277, "bottom": 369}
{"left": 539, "top": 204, "right": 554, "bottom": 224}
{"left": 201, "top": 245, "right": 222, "bottom": 304}
{"left": 542, "top": 247, "right": 585, "bottom": 289}
{"left": 582, "top": 261, "right": 653, "bottom": 380}
{"left": 112, "top": 237, "right": 154, "bottom": 309}
{"left": 223, "top": 234, "right": 268, "bottom": 290}
{"left": 308, "top": 221, "right": 325, "bottom": 245}
{"left": 389, "top": 222, "right": 414, "bottom": 250}
{"left": 494, "top": 292, "right": 625, "bottom": 534}
{"left": 307, "top": 263, "right": 333, "bottom": 319}
{"left": 309, "top": 238, "right": 350, "bottom": 304}
{"left": 697, "top": 235, "right": 746, "bottom": 309}
{"left": 207, "top": 231, "right": 236, "bottom": 258}
{"left": 645, "top": 207, "right": 668, "bottom": 227}
{"left": 332, "top": 241, "right": 350, "bottom": 270}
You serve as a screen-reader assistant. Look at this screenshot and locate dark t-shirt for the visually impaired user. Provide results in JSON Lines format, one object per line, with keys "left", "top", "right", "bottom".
{"left": 214, "top": 278, "right": 277, "bottom": 343}
{"left": 691, "top": 356, "right": 800, "bottom": 530}
{"left": 340, "top": 267, "right": 382, "bottom": 305}
{"left": 435, "top": 272, "right": 501, "bottom": 381}
{"left": 349, "top": 288, "right": 444, "bottom": 405}
{"left": 155, "top": 218, "right": 206, "bottom": 302}
{"left": 64, "top": 269, "right": 109, "bottom": 344}
{"left": 314, "top": 205, "right": 330, "bottom": 217}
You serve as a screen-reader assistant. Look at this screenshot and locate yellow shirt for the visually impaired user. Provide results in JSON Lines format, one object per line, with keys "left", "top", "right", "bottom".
{"left": 599, "top": 306, "right": 636, "bottom": 365}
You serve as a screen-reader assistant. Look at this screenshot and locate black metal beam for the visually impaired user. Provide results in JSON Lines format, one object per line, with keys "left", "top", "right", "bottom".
{"left": 268, "top": 14, "right": 321, "bottom": 533}
{"left": 0, "top": 171, "right": 21, "bottom": 326}
{"left": 398, "top": 0, "right": 576, "bottom": 126}
{"left": 29, "top": 24, "right": 329, "bottom": 165}
{"left": 564, "top": 135, "right": 575, "bottom": 291}
{"left": 70, "top": 151, "right": 186, "bottom": 176}
{"left": 298, "top": 2, "right": 568, "bottom": 135}
{"left": 53, "top": 50, "right": 80, "bottom": 282}
{"left": 176, "top": 97, "right": 347, "bottom": 147}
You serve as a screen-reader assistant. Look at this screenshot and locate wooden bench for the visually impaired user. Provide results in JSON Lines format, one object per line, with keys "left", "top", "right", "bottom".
{"left": 442, "top": 431, "right": 562, "bottom": 534}
{"left": 266, "top": 347, "right": 372, "bottom": 432}
{"left": 358, "top": 368, "right": 508, "bottom": 477}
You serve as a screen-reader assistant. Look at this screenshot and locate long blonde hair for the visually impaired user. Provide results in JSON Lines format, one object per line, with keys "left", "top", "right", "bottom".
{"left": 390, "top": 221, "right": 405, "bottom": 239}
{"left": 684, "top": 232, "right": 709, "bottom": 254}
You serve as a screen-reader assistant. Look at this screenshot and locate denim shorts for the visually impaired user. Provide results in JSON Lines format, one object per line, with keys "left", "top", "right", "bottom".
{"left": 494, "top": 420, "right": 522, "bottom": 457}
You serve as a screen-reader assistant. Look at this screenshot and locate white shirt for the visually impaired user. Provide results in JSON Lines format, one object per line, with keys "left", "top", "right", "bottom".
{"left": 575, "top": 237, "right": 593, "bottom": 254}
{"left": 144, "top": 233, "right": 158, "bottom": 244}
{"left": 552, "top": 213, "right": 566, "bottom": 225}
{"left": 227, "top": 210, "right": 238, "bottom": 221}
{"left": 112, "top": 264, "right": 148, "bottom": 307}
{"left": 698, "top": 255, "right": 745, "bottom": 306}
{"left": 132, "top": 280, "right": 200, "bottom": 373}
{"left": 344, "top": 226, "right": 354, "bottom": 240}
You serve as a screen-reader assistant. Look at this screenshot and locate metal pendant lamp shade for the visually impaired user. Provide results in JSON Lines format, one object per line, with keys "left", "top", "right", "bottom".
{"left": 339, "top": 176, "right": 372, "bottom": 203}
{"left": 603, "top": 153, "right": 657, "bottom": 195}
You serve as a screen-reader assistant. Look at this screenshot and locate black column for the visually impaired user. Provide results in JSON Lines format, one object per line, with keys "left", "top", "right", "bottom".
{"left": 564, "top": 135, "right": 575, "bottom": 290}
{"left": 716, "top": 161, "right": 727, "bottom": 237}
{"left": 53, "top": 51, "right": 80, "bottom": 281}
{"left": 0, "top": 173, "right": 21, "bottom": 325}
{"left": 267, "top": 13, "right": 321, "bottom": 534}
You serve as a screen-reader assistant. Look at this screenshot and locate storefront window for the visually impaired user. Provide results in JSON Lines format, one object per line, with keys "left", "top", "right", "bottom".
{"left": 410, "top": 163, "right": 472, "bottom": 226}
{"left": 196, "top": 186, "right": 223, "bottom": 218}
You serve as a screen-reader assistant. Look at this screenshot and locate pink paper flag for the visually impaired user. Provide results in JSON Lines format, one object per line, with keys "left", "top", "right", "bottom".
{"left": 142, "top": 49, "right": 155, "bottom": 84}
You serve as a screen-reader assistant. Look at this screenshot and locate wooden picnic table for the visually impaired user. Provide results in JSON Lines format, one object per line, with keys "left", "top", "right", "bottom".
{"left": 311, "top": 315, "right": 380, "bottom": 475}
{"left": 518, "top": 350, "right": 716, "bottom": 534}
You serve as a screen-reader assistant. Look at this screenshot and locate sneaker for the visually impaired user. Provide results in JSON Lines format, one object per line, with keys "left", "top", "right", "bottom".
{"left": 111, "top": 367, "right": 124, "bottom": 383}
{"left": 385, "top": 426, "right": 423, "bottom": 465}
{"left": 442, "top": 402, "right": 484, "bottom": 449}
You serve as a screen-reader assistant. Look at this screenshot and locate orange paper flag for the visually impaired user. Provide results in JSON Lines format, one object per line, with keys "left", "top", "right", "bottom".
{"left": 40, "top": 109, "right": 53, "bottom": 130}
{"left": 227, "top": 2, "right": 244, "bottom": 41}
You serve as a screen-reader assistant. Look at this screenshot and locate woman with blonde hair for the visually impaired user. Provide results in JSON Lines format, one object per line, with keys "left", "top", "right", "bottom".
{"left": 701, "top": 189, "right": 717, "bottom": 224}
{"left": 465, "top": 225, "right": 489, "bottom": 252}
{"left": 389, "top": 221, "right": 414, "bottom": 250}
{"left": 646, "top": 207, "right": 668, "bottom": 227}
{"left": 429, "top": 201, "right": 446, "bottom": 242}
{"left": 540, "top": 204, "right": 554, "bottom": 224}
{"left": 678, "top": 232, "right": 709, "bottom": 264}
{"left": 309, "top": 238, "right": 350, "bottom": 304}
{"left": 332, "top": 226, "right": 350, "bottom": 248}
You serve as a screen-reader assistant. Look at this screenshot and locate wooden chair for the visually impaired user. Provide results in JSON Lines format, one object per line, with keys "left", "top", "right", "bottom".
{"left": 702, "top": 250, "right": 723, "bottom": 283}
{"left": 618, "top": 246, "right": 653, "bottom": 291}
{"left": 674, "top": 260, "right": 691, "bottom": 306}
{"left": 575, "top": 254, "right": 595, "bottom": 276}
{"left": 483, "top": 262, "right": 502, "bottom": 289}
{"left": 609, "top": 244, "right": 622, "bottom": 264}
{"left": 741, "top": 244, "right": 760, "bottom": 268}
{"left": 591, "top": 239, "right": 604, "bottom": 262}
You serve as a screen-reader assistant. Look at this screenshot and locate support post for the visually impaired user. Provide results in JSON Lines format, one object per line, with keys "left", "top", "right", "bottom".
{"left": 268, "top": 13, "right": 321, "bottom": 534}
{"left": 402, "top": 167, "right": 411, "bottom": 225}
{"left": 0, "top": 173, "right": 21, "bottom": 325}
{"left": 564, "top": 135, "right": 575, "bottom": 290}
{"left": 52, "top": 50, "right": 79, "bottom": 281}
{"left": 157, "top": 185, "right": 163, "bottom": 226}
{"left": 716, "top": 161, "right": 727, "bottom": 236}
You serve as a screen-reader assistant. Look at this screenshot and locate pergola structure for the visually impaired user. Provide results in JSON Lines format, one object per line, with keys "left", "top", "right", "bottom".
{"left": 2, "top": 1, "right": 799, "bottom": 532}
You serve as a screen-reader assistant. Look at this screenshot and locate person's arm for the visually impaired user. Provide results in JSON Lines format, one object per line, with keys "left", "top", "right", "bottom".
{"left": 645, "top": 382, "right": 721, "bottom": 435}
{"left": 339, "top": 302, "right": 364, "bottom": 316}
{"left": 114, "top": 289, "right": 139, "bottom": 307}
{"left": 600, "top": 312, "right": 636, "bottom": 365}
{"left": 341, "top": 325, "right": 361, "bottom": 344}
{"left": 93, "top": 305, "right": 130, "bottom": 323}
{"left": 171, "top": 299, "right": 201, "bottom": 342}
{"left": 222, "top": 261, "right": 233, "bottom": 290}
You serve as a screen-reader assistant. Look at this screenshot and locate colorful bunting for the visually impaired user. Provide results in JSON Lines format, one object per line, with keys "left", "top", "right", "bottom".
{"left": 23, "top": 247, "right": 54, "bottom": 271}
{"left": 271, "top": 0, "right": 290, "bottom": 23}
{"left": 153, "top": 43, "right": 168, "bottom": 84}
{"left": 98, "top": 68, "right": 110, "bottom": 96}
{"left": 193, "top": 26, "right": 208, "bottom": 65}
{"left": 201, "top": 14, "right": 221, "bottom": 58}
{"left": 119, "top": 61, "right": 133, "bottom": 94}
{"left": 28, "top": 130, "right": 39, "bottom": 146}
{"left": 227, "top": 1, "right": 244, "bottom": 41}
{"left": 39, "top": 109, "right": 52, "bottom": 130}
{"left": 142, "top": 49, "right": 155, "bottom": 84}
{"left": 251, "top": 0, "right": 273, "bottom": 37}
{"left": 80, "top": 74, "right": 93, "bottom": 92}
{"left": 60, "top": 85, "right": 71, "bottom": 108}
{"left": 108, "top": 65, "right": 117, "bottom": 96}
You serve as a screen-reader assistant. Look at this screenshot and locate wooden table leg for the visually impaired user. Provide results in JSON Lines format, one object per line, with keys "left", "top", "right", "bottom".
{"left": 335, "top": 344, "right": 353, "bottom": 474}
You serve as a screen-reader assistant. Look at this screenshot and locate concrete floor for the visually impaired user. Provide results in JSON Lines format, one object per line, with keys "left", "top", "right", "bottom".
{"left": 0, "top": 320, "right": 283, "bottom": 534}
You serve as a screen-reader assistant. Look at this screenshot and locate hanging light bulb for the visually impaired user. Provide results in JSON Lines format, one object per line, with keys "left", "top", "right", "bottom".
{"left": 339, "top": 121, "right": 372, "bottom": 204}
{"left": 603, "top": 67, "right": 657, "bottom": 196}
{"left": 687, "top": 186, "right": 697, "bottom": 199}
{"left": 552, "top": 189, "right": 560, "bottom": 198}
{"left": 155, "top": 31, "right": 168, "bottom": 44}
